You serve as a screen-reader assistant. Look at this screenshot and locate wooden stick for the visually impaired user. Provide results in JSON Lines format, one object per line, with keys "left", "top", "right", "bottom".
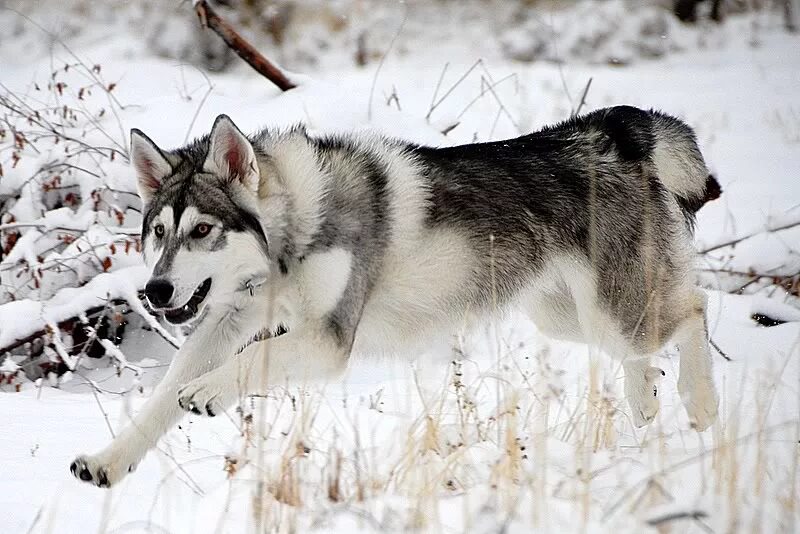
{"left": 193, "top": 0, "right": 296, "bottom": 92}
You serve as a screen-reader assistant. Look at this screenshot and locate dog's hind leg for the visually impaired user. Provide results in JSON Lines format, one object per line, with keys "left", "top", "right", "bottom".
{"left": 555, "top": 264, "right": 668, "bottom": 428}
{"left": 673, "top": 290, "right": 718, "bottom": 431}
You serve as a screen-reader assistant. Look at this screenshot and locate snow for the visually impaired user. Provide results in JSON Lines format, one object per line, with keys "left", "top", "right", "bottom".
{"left": 0, "top": 355, "right": 21, "bottom": 375}
{"left": 0, "top": 266, "right": 149, "bottom": 349}
{"left": 1, "top": 1, "right": 799, "bottom": 533}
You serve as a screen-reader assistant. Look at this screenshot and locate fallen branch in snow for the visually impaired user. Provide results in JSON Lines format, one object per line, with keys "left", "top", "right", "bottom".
{"left": 193, "top": 0, "right": 296, "bottom": 92}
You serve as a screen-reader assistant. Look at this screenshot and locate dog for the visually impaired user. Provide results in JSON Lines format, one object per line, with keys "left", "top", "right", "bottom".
{"left": 70, "top": 106, "right": 720, "bottom": 487}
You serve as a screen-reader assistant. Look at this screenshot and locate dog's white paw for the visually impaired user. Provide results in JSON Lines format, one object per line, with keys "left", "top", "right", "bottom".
{"left": 177, "top": 372, "right": 230, "bottom": 417}
{"left": 629, "top": 396, "right": 659, "bottom": 427}
{"left": 70, "top": 451, "right": 136, "bottom": 488}
{"left": 625, "top": 366, "right": 665, "bottom": 428}
{"left": 679, "top": 380, "right": 719, "bottom": 432}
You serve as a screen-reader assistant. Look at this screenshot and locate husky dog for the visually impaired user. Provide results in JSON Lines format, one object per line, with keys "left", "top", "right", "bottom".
{"left": 71, "top": 106, "right": 720, "bottom": 487}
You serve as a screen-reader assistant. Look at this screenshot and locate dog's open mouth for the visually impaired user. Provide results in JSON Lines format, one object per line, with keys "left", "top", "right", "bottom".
{"left": 162, "top": 278, "right": 212, "bottom": 324}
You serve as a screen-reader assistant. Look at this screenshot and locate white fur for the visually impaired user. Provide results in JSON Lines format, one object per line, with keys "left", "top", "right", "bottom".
{"left": 262, "top": 133, "right": 328, "bottom": 251}
{"left": 673, "top": 291, "right": 719, "bottom": 430}
{"left": 176, "top": 206, "right": 203, "bottom": 235}
{"left": 296, "top": 248, "right": 352, "bottom": 319}
{"left": 653, "top": 140, "right": 705, "bottom": 197}
{"left": 354, "top": 229, "right": 477, "bottom": 354}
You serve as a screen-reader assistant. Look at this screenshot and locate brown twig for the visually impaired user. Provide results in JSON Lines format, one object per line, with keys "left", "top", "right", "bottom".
{"left": 193, "top": 0, "right": 296, "bottom": 92}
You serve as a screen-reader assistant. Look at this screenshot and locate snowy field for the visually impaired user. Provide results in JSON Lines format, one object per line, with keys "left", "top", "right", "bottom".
{"left": 1, "top": 1, "right": 799, "bottom": 533}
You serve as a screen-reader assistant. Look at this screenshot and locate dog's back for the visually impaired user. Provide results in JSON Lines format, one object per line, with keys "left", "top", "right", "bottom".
{"left": 407, "top": 107, "right": 707, "bottom": 346}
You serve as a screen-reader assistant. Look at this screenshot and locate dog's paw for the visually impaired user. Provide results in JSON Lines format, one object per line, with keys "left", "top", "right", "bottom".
{"left": 630, "top": 402, "right": 659, "bottom": 427}
{"left": 628, "top": 392, "right": 660, "bottom": 427}
{"left": 70, "top": 452, "right": 136, "bottom": 488}
{"left": 625, "top": 366, "right": 665, "bottom": 428}
{"left": 679, "top": 381, "right": 719, "bottom": 432}
{"left": 177, "top": 372, "right": 229, "bottom": 417}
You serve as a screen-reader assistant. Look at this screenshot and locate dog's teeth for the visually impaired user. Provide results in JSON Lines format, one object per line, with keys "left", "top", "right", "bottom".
{"left": 183, "top": 305, "right": 189, "bottom": 311}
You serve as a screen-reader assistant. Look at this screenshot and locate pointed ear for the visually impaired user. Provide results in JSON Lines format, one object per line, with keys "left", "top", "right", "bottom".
{"left": 203, "top": 115, "right": 259, "bottom": 194}
{"left": 130, "top": 129, "right": 173, "bottom": 205}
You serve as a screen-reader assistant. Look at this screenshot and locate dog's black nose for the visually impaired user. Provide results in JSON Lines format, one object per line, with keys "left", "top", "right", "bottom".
{"left": 145, "top": 278, "right": 174, "bottom": 308}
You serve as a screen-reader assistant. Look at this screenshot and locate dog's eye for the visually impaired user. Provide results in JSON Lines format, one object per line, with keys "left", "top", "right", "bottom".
{"left": 191, "top": 223, "right": 212, "bottom": 239}
{"left": 154, "top": 224, "right": 165, "bottom": 238}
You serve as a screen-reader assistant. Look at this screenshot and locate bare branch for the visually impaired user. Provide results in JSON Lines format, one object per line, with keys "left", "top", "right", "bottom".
{"left": 572, "top": 77, "right": 593, "bottom": 117}
{"left": 699, "top": 217, "right": 800, "bottom": 254}
{"left": 367, "top": 7, "right": 408, "bottom": 121}
{"left": 193, "top": 0, "right": 296, "bottom": 92}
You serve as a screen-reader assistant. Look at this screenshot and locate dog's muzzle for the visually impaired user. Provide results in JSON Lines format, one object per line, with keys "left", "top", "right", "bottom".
{"left": 157, "top": 278, "right": 212, "bottom": 325}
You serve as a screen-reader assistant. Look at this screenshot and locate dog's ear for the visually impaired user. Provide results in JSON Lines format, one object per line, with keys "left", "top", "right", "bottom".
{"left": 130, "top": 129, "right": 173, "bottom": 205}
{"left": 204, "top": 115, "right": 259, "bottom": 194}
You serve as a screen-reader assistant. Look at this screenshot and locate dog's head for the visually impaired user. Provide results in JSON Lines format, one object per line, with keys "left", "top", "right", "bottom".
{"left": 131, "top": 115, "right": 268, "bottom": 324}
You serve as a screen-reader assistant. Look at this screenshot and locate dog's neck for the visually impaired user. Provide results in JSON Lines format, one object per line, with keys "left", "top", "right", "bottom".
{"left": 256, "top": 132, "right": 330, "bottom": 265}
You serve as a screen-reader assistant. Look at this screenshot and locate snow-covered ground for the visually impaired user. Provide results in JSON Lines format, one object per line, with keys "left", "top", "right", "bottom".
{"left": 1, "top": 1, "right": 799, "bottom": 533}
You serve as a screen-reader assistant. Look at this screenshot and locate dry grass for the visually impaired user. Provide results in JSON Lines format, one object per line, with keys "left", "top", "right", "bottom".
{"left": 170, "top": 316, "right": 800, "bottom": 533}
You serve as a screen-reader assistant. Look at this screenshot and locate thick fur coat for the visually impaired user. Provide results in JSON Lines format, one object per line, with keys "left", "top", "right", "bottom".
{"left": 71, "top": 106, "right": 719, "bottom": 487}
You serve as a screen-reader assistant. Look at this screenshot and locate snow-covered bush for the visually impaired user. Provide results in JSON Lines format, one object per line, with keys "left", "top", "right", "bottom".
{"left": 0, "top": 58, "right": 160, "bottom": 383}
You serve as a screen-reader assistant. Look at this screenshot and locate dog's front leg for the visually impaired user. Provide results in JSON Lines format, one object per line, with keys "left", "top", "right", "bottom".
{"left": 70, "top": 330, "right": 229, "bottom": 487}
{"left": 177, "top": 327, "right": 349, "bottom": 416}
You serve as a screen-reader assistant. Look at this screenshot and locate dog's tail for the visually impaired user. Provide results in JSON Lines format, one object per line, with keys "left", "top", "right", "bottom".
{"left": 649, "top": 111, "right": 721, "bottom": 229}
